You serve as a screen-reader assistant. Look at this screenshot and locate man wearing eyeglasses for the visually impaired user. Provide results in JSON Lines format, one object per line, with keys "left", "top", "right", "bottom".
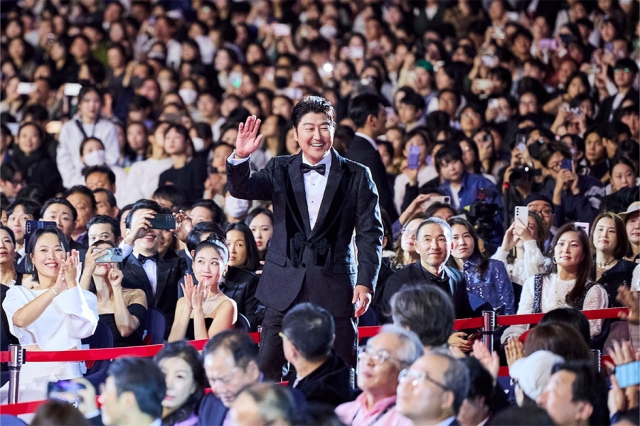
{"left": 598, "top": 58, "right": 638, "bottom": 124}
{"left": 335, "top": 325, "right": 423, "bottom": 426}
{"left": 396, "top": 351, "right": 470, "bottom": 426}
{"left": 524, "top": 193, "right": 556, "bottom": 250}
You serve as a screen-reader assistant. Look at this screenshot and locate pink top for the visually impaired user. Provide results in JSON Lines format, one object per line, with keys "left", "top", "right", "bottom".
{"left": 335, "top": 393, "right": 412, "bottom": 426}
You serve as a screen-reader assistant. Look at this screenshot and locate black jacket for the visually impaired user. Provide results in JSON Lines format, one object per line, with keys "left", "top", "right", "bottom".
{"left": 288, "top": 351, "right": 354, "bottom": 408}
{"left": 197, "top": 393, "right": 228, "bottom": 426}
{"left": 381, "top": 262, "right": 475, "bottom": 320}
{"left": 345, "top": 135, "right": 398, "bottom": 222}
{"left": 597, "top": 89, "right": 639, "bottom": 124}
{"left": 590, "top": 259, "right": 636, "bottom": 308}
{"left": 227, "top": 149, "right": 383, "bottom": 318}
{"left": 12, "top": 147, "right": 63, "bottom": 199}
{"left": 220, "top": 266, "right": 265, "bottom": 331}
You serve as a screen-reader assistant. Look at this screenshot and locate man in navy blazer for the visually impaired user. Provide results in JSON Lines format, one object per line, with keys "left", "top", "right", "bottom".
{"left": 346, "top": 93, "right": 398, "bottom": 222}
{"left": 226, "top": 97, "right": 383, "bottom": 380}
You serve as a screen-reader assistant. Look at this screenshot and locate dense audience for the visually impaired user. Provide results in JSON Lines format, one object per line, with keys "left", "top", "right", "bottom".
{"left": 0, "top": 0, "right": 639, "bottom": 425}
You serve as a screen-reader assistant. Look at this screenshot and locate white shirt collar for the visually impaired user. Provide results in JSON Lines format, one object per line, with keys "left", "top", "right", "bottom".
{"left": 435, "top": 416, "right": 457, "bottom": 426}
{"left": 355, "top": 132, "right": 378, "bottom": 150}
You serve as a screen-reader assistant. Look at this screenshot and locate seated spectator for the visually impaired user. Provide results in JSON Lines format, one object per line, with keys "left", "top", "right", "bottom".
{"left": 502, "top": 223, "right": 608, "bottom": 342}
{"left": 168, "top": 238, "right": 237, "bottom": 341}
{"left": 230, "top": 383, "right": 298, "bottom": 426}
{"left": 537, "top": 361, "right": 610, "bottom": 426}
{"left": 391, "top": 213, "right": 427, "bottom": 271}
{"left": 599, "top": 157, "right": 638, "bottom": 214}
{"left": 538, "top": 308, "right": 591, "bottom": 348}
{"left": 620, "top": 202, "right": 640, "bottom": 262}
{"left": 92, "top": 188, "right": 119, "bottom": 218}
{"left": 394, "top": 129, "right": 437, "bottom": 214}
{"left": 99, "top": 358, "right": 166, "bottom": 426}
{"left": 31, "top": 400, "right": 90, "bottom": 426}
{"left": 515, "top": 323, "right": 591, "bottom": 363}
{"left": 589, "top": 212, "right": 636, "bottom": 307}
{"left": 0, "top": 226, "right": 19, "bottom": 354}
{"left": 86, "top": 215, "right": 121, "bottom": 246}
{"left": 448, "top": 217, "right": 515, "bottom": 315}
{"left": 509, "top": 350, "right": 565, "bottom": 408}
{"left": 57, "top": 85, "right": 120, "bottom": 189}
{"left": 64, "top": 185, "right": 97, "bottom": 246}
{"left": 188, "top": 199, "right": 225, "bottom": 226}
{"left": 282, "top": 303, "right": 353, "bottom": 408}
{"left": 335, "top": 325, "right": 423, "bottom": 426}
{"left": 458, "top": 357, "right": 505, "bottom": 426}
{"left": 245, "top": 207, "right": 274, "bottom": 262}
{"left": 40, "top": 197, "right": 87, "bottom": 256}
{"left": 83, "top": 163, "right": 127, "bottom": 209}
{"left": 382, "top": 217, "right": 474, "bottom": 320}
{"left": 1, "top": 228, "right": 98, "bottom": 402}
{"left": 199, "top": 331, "right": 261, "bottom": 425}
{"left": 81, "top": 240, "right": 147, "bottom": 347}
{"left": 225, "top": 222, "right": 260, "bottom": 274}
{"left": 154, "top": 341, "right": 207, "bottom": 426}
{"left": 152, "top": 185, "right": 188, "bottom": 212}
{"left": 524, "top": 193, "right": 556, "bottom": 250}
{"left": 397, "top": 350, "right": 470, "bottom": 426}
{"left": 6, "top": 198, "right": 40, "bottom": 258}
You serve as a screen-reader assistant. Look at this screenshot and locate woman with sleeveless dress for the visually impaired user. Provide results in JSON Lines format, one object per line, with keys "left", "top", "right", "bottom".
{"left": 502, "top": 223, "right": 609, "bottom": 343}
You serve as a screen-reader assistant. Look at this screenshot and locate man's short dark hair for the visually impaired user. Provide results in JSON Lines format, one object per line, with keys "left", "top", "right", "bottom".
{"left": 186, "top": 221, "right": 225, "bottom": 253}
{"left": 614, "top": 58, "right": 639, "bottom": 75}
{"left": 348, "top": 93, "right": 384, "bottom": 128}
{"left": 190, "top": 199, "right": 225, "bottom": 225}
{"left": 282, "top": 303, "right": 334, "bottom": 362}
{"left": 83, "top": 165, "right": 116, "bottom": 185}
{"left": 203, "top": 330, "right": 259, "bottom": 370}
{"left": 22, "top": 104, "right": 49, "bottom": 122}
{"left": 125, "top": 199, "right": 163, "bottom": 229}
{"left": 391, "top": 285, "right": 454, "bottom": 347}
{"left": 107, "top": 357, "right": 166, "bottom": 419}
{"left": 41, "top": 197, "right": 78, "bottom": 222}
{"left": 291, "top": 96, "right": 336, "bottom": 130}
{"left": 63, "top": 185, "right": 97, "bottom": 213}
{"left": 152, "top": 185, "right": 187, "bottom": 211}
{"left": 538, "top": 141, "right": 571, "bottom": 168}
{"left": 434, "top": 143, "right": 463, "bottom": 172}
{"left": 92, "top": 188, "right": 117, "bottom": 210}
{"left": 86, "top": 215, "right": 120, "bottom": 240}
{"left": 433, "top": 349, "right": 470, "bottom": 415}
{"left": 399, "top": 91, "right": 426, "bottom": 110}
{"left": 464, "top": 357, "right": 495, "bottom": 409}
{"left": 551, "top": 361, "right": 610, "bottom": 426}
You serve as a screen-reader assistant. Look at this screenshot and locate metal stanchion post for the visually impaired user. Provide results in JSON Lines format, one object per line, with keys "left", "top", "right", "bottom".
{"left": 591, "top": 349, "right": 601, "bottom": 373}
{"left": 8, "top": 344, "right": 24, "bottom": 404}
{"left": 482, "top": 311, "right": 495, "bottom": 351}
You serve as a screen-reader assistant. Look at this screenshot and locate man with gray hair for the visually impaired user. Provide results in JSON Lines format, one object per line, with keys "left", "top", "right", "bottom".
{"left": 397, "top": 350, "right": 470, "bottom": 426}
{"left": 335, "top": 325, "right": 423, "bottom": 426}
{"left": 381, "top": 217, "right": 474, "bottom": 319}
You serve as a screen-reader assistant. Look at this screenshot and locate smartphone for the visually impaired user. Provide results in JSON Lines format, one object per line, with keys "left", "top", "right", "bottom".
{"left": 6, "top": 122, "right": 19, "bottom": 136}
{"left": 64, "top": 83, "right": 83, "bottom": 97}
{"left": 515, "top": 206, "right": 528, "bottom": 225}
{"left": 466, "top": 331, "right": 483, "bottom": 343}
{"left": 559, "top": 34, "right": 574, "bottom": 45}
{"left": 570, "top": 107, "right": 583, "bottom": 116}
{"left": 561, "top": 158, "right": 573, "bottom": 171}
{"left": 284, "top": 87, "right": 303, "bottom": 100}
{"left": 272, "top": 23, "right": 291, "bottom": 37}
{"left": 292, "top": 71, "right": 304, "bottom": 85}
{"left": 538, "top": 38, "right": 558, "bottom": 51}
{"left": 149, "top": 214, "right": 176, "bottom": 230}
{"left": 481, "top": 55, "right": 498, "bottom": 67}
{"left": 349, "top": 46, "right": 364, "bottom": 59}
{"left": 615, "top": 361, "right": 640, "bottom": 388}
{"left": 476, "top": 79, "right": 492, "bottom": 91}
{"left": 96, "top": 247, "right": 124, "bottom": 263}
{"left": 407, "top": 145, "right": 420, "bottom": 170}
{"left": 48, "top": 380, "right": 86, "bottom": 407}
{"left": 422, "top": 196, "right": 451, "bottom": 210}
{"left": 488, "top": 98, "right": 500, "bottom": 110}
{"left": 17, "top": 82, "right": 36, "bottom": 95}
{"left": 164, "top": 113, "right": 182, "bottom": 124}
{"left": 229, "top": 72, "right": 243, "bottom": 89}
{"left": 24, "top": 220, "right": 57, "bottom": 246}
{"left": 575, "top": 222, "right": 590, "bottom": 236}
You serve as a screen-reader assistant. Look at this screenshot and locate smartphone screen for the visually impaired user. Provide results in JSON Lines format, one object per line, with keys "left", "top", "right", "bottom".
{"left": 48, "top": 380, "right": 86, "bottom": 407}
{"left": 96, "top": 247, "right": 124, "bottom": 263}
{"left": 148, "top": 214, "right": 176, "bottom": 230}
{"left": 407, "top": 145, "right": 420, "bottom": 170}
{"left": 561, "top": 158, "right": 573, "bottom": 171}
{"left": 615, "top": 361, "right": 640, "bottom": 388}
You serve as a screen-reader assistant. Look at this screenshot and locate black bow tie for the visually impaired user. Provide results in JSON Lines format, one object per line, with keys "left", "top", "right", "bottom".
{"left": 138, "top": 253, "right": 159, "bottom": 265}
{"left": 300, "top": 163, "right": 326, "bottom": 175}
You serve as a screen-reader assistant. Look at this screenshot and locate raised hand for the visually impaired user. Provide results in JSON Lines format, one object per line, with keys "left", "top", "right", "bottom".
{"left": 123, "top": 211, "right": 156, "bottom": 246}
{"left": 108, "top": 266, "right": 124, "bottom": 292}
{"left": 84, "top": 247, "right": 106, "bottom": 276}
{"left": 52, "top": 266, "right": 68, "bottom": 295}
{"left": 472, "top": 340, "right": 500, "bottom": 382}
{"left": 173, "top": 210, "right": 193, "bottom": 243}
{"left": 616, "top": 287, "right": 639, "bottom": 324}
{"left": 513, "top": 218, "right": 533, "bottom": 242}
{"left": 62, "top": 252, "right": 78, "bottom": 288}
{"left": 502, "top": 222, "right": 517, "bottom": 251}
{"left": 505, "top": 337, "right": 525, "bottom": 367}
{"left": 235, "top": 116, "right": 264, "bottom": 158}
{"left": 180, "top": 274, "right": 196, "bottom": 310}
{"left": 191, "top": 280, "right": 206, "bottom": 314}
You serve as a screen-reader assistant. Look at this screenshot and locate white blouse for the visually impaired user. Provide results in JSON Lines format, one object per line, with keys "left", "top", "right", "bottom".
{"left": 2, "top": 285, "right": 99, "bottom": 351}
{"left": 501, "top": 273, "right": 609, "bottom": 343}
{"left": 121, "top": 157, "right": 174, "bottom": 205}
{"left": 491, "top": 240, "right": 549, "bottom": 286}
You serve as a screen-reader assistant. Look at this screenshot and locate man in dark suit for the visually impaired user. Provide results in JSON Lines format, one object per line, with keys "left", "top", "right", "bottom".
{"left": 346, "top": 93, "right": 398, "bottom": 222}
{"left": 119, "top": 199, "right": 186, "bottom": 337}
{"left": 597, "top": 59, "right": 639, "bottom": 124}
{"left": 227, "top": 97, "right": 383, "bottom": 381}
{"left": 381, "top": 217, "right": 474, "bottom": 320}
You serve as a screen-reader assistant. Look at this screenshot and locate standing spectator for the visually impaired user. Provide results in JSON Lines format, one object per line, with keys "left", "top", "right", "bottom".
{"left": 57, "top": 86, "right": 120, "bottom": 189}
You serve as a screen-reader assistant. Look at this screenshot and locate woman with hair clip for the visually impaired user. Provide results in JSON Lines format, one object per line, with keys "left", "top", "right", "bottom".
{"left": 448, "top": 217, "right": 515, "bottom": 315}
{"left": 159, "top": 123, "right": 208, "bottom": 204}
{"left": 589, "top": 212, "right": 636, "bottom": 307}
{"left": 154, "top": 340, "right": 207, "bottom": 426}
{"left": 80, "top": 240, "right": 148, "bottom": 347}
{"left": 57, "top": 85, "right": 120, "bottom": 189}
{"left": 168, "top": 238, "right": 237, "bottom": 342}
{"left": 501, "top": 223, "right": 609, "bottom": 343}
{"left": 1, "top": 228, "right": 98, "bottom": 402}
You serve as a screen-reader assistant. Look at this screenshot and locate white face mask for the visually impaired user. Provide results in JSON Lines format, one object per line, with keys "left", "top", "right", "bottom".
{"left": 495, "top": 113, "right": 509, "bottom": 123}
{"left": 225, "top": 194, "right": 250, "bottom": 219}
{"left": 179, "top": 88, "right": 198, "bottom": 106}
{"left": 84, "top": 150, "right": 106, "bottom": 166}
{"left": 320, "top": 25, "right": 337, "bottom": 40}
{"left": 192, "top": 137, "right": 205, "bottom": 152}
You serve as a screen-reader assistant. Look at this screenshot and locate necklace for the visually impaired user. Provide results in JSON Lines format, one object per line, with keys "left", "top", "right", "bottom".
{"left": 596, "top": 259, "right": 617, "bottom": 270}
{"left": 204, "top": 291, "right": 222, "bottom": 302}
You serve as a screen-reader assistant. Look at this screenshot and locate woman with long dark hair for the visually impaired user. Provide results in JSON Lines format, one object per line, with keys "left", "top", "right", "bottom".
{"left": 245, "top": 207, "right": 274, "bottom": 262}
{"left": 502, "top": 223, "right": 608, "bottom": 343}
{"left": 154, "top": 340, "right": 207, "bottom": 426}
{"left": 225, "top": 222, "right": 261, "bottom": 273}
{"left": 448, "top": 218, "right": 515, "bottom": 314}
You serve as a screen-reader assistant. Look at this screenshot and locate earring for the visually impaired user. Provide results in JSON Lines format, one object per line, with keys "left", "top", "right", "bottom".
{"left": 552, "top": 256, "right": 557, "bottom": 265}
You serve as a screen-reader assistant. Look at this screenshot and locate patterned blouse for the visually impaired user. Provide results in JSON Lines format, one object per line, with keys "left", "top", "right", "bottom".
{"left": 461, "top": 254, "right": 515, "bottom": 315}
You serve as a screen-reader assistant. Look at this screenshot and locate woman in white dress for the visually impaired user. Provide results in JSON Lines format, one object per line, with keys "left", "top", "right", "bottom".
{"left": 502, "top": 223, "right": 609, "bottom": 343}
{"left": 1, "top": 227, "right": 98, "bottom": 402}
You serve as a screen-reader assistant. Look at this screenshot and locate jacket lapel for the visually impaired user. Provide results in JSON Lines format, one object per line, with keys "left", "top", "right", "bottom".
{"left": 127, "top": 255, "right": 153, "bottom": 303}
{"left": 310, "top": 149, "right": 344, "bottom": 239}
{"left": 288, "top": 153, "right": 312, "bottom": 235}
{"left": 155, "top": 258, "right": 171, "bottom": 305}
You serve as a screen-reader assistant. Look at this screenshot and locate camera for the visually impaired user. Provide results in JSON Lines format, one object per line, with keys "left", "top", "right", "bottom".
{"left": 509, "top": 165, "right": 541, "bottom": 186}
{"left": 466, "top": 189, "right": 500, "bottom": 242}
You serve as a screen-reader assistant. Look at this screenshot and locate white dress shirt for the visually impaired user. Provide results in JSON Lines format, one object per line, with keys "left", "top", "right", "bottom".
{"left": 227, "top": 151, "right": 331, "bottom": 230}
{"left": 120, "top": 243, "right": 158, "bottom": 295}
{"left": 354, "top": 132, "right": 378, "bottom": 151}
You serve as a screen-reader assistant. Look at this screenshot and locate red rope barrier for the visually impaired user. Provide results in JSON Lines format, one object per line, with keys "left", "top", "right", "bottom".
{"left": 496, "top": 308, "right": 627, "bottom": 327}
{"left": 0, "top": 399, "right": 47, "bottom": 416}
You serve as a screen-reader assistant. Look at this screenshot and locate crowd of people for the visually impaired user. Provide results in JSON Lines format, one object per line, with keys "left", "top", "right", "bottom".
{"left": 0, "top": 0, "right": 640, "bottom": 425}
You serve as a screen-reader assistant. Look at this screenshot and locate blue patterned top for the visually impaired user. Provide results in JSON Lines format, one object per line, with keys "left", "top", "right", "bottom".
{"left": 462, "top": 254, "right": 515, "bottom": 315}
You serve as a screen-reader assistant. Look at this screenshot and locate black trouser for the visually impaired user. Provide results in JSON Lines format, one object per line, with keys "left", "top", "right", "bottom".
{"left": 257, "top": 282, "right": 358, "bottom": 381}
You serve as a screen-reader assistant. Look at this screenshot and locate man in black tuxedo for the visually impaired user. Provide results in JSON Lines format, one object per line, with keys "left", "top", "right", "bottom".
{"left": 346, "top": 93, "right": 398, "bottom": 222}
{"left": 381, "top": 217, "right": 474, "bottom": 321}
{"left": 119, "top": 199, "right": 186, "bottom": 337}
{"left": 597, "top": 59, "right": 639, "bottom": 124}
{"left": 227, "top": 97, "right": 383, "bottom": 380}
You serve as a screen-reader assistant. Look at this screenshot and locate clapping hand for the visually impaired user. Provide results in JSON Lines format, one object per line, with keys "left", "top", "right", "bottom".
{"left": 235, "top": 116, "right": 264, "bottom": 158}
{"left": 61, "top": 251, "right": 79, "bottom": 288}
{"left": 472, "top": 340, "right": 500, "bottom": 383}
{"left": 505, "top": 337, "right": 525, "bottom": 367}
{"left": 180, "top": 274, "right": 196, "bottom": 310}
{"left": 616, "top": 287, "right": 639, "bottom": 325}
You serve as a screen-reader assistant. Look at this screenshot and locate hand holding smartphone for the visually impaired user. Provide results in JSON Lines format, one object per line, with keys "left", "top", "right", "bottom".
{"left": 407, "top": 145, "right": 421, "bottom": 170}
{"left": 515, "top": 206, "right": 528, "bottom": 226}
